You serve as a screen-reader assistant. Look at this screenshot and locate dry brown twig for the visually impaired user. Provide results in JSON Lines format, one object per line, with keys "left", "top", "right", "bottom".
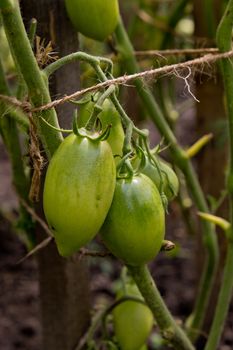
{"left": 17, "top": 236, "right": 53, "bottom": 264}
{"left": 78, "top": 248, "right": 112, "bottom": 259}
{"left": 20, "top": 198, "right": 53, "bottom": 237}
{"left": 35, "top": 36, "right": 59, "bottom": 68}
{"left": 28, "top": 112, "right": 44, "bottom": 202}
{"left": 17, "top": 198, "right": 53, "bottom": 264}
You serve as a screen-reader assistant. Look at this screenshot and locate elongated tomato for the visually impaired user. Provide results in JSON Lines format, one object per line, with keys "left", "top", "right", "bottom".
{"left": 65, "top": 0, "right": 119, "bottom": 41}
{"left": 100, "top": 174, "right": 165, "bottom": 265}
{"left": 43, "top": 133, "right": 116, "bottom": 257}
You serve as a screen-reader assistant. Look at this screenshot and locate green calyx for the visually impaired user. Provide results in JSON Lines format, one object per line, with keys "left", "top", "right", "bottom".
{"left": 72, "top": 111, "right": 112, "bottom": 142}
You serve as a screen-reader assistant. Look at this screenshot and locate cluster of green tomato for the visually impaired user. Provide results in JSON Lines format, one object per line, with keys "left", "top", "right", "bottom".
{"left": 43, "top": 99, "right": 179, "bottom": 264}
{"left": 43, "top": 99, "right": 179, "bottom": 348}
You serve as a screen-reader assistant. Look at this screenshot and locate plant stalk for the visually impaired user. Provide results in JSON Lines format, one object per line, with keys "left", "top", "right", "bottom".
{"left": 128, "top": 265, "right": 195, "bottom": 350}
{"left": 205, "top": 1, "right": 233, "bottom": 348}
{"left": 43, "top": 52, "right": 112, "bottom": 78}
{"left": 161, "top": 0, "right": 190, "bottom": 49}
{"left": 0, "top": 59, "right": 30, "bottom": 199}
{"left": 0, "top": 57, "right": 35, "bottom": 245}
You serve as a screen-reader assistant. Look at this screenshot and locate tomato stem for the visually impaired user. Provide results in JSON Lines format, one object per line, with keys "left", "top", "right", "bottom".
{"left": 39, "top": 116, "right": 73, "bottom": 133}
{"left": 0, "top": 58, "right": 30, "bottom": 200}
{"left": 43, "top": 52, "right": 113, "bottom": 79}
{"left": 0, "top": 58, "right": 35, "bottom": 246}
{"left": 85, "top": 86, "right": 115, "bottom": 131}
{"left": 28, "top": 18, "right": 37, "bottom": 49}
{"left": 128, "top": 264, "right": 195, "bottom": 350}
{"left": 204, "top": 0, "right": 233, "bottom": 349}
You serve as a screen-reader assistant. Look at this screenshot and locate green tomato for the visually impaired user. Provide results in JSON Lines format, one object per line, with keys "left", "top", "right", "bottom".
{"left": 133, "top": 155, "right": 179, "bottom": 201}
{"left": 100, "top": 174, "right": 165, "bottom": 265}
{"left": 65, "top": 0, "right": 120, "bottom": 41}
{"left": 113, "top": 281, "right": 153, "bottom": 350}
{"left": 43, "top": 133, "right": 116, "bottom": 257}
{"left": 78, "top": 99, "right": 124, "bottom": 159}
{"left": 142, "top": 157, "right": 179, "bottom": 200}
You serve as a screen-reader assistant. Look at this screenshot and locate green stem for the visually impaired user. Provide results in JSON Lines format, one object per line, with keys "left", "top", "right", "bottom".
{"left": 0, "top": 100, "right": 29, "bottom": 131}
{"left": 204, "top": 241, "right": 233, "bottom": 350}
{"left": 44, "top": 52, "right": 113, "bottom": 78}
{"left": 75, "top": 309, "right": 105, "bottom": 350}
{"left": 114, "top": 16, "right": 219, "bottom": 338}
{"left": 15, "top": 17, "right": 38, "bottom": 101}
{"left": 93, "top": 63, "right": 147, "bottom": 139}
{"left": 155, "top": 0, "right": 188, "bottom": 141}
{"left": 0, "top": 0, "right": 62, "bottom": 158}
{"left": 128, "top": 265, "right": 195, "bottom": 350}
{"left": 204, "top": 1, "right": 233, "bottom": 349}
{"left": 161, "top": 0, "right": 190, "bottom": 49}
{"left": 85, "top": 85, "right": 115, "bottom": 130}
{"left": 0, "top": 59, "right": 29, "bottom": 199}
{"left": 0, "top": 57, "right": 34, "bottom": 244}
{"left": 203, "top": 0, "right": 217, "bottom": 38}
{"left": 28, "top": 18, "right": 37, "bottom": 48}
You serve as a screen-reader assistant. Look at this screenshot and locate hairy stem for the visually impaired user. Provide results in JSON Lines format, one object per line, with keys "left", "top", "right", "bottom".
{"left": 114, "top": 16, "right": 219, "bottom": 337}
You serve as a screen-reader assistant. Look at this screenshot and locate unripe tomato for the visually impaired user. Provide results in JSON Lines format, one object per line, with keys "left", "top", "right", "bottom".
{"left": 43, "top": 133, "right": 116, "bottom": 257}
{"left": 133, "top": 155, "right": 179, "bottom": 201}
{"left": 78, "top": 99, "right": 124, "bottom": 159}
{"left": 141, "top": 157, "right": 179, "bottom": 201}
{"left": 113, "top": 281, "right": 153, "bottom": 350}
{"left": 65, "top": 0, "right": 120, "bottom": 41}
{"left": 100, "top": 174, "right": 165, "bottom": 265}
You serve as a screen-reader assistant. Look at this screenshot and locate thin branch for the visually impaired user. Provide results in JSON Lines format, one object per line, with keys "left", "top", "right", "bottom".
{"left": 17, "top": 237, "right": 53, "bottom": 264}
{"left": 78, "top": 248, "right": 112, "bottom": 259}
{"left": 77, "top": 240, "right": 176, "bottom": 260}
{"left": 20, "top": 198, "right": 53, "bottom": 237}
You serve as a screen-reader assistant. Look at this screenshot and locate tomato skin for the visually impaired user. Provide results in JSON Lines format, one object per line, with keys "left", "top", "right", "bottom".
{"left": 78, "top": 99, "right": 124, "bottom": 159}
{"left": 142, "top": 157, "right": 179, "bottom": 200}
{"left": 133, "top": 156, "right": 179, "bottom": 201}
{"left": 65, "top": 0, "right": 119, "bottom": 41}
{"left": 43, "top": 133, "right": 116, "bottom": 257}
{"left": 113, "top": 282, "right": 153, "bottom": 350}
{"left": 100, "top": 174, "right": 165, "bottom": 265}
